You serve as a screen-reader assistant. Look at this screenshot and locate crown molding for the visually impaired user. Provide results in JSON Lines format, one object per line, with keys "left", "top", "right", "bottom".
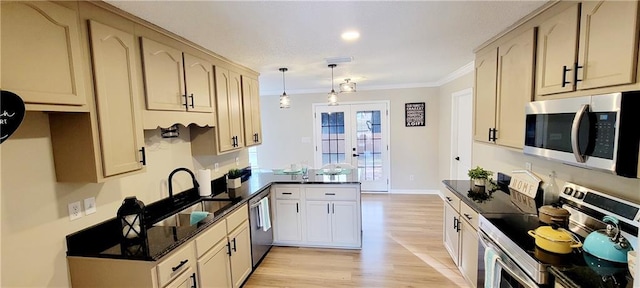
{"left": 434, "top": 61, "right": 475, "bottom": 86}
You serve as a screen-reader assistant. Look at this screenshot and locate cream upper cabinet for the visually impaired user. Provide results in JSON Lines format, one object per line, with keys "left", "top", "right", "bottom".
{"left": 536, "top": 1, "right": 639, "bottom": 98}
{"left": 88, "top": 20, "right": 145, "bottom": 177}
{"left": 1, "top": 1, "right": 87, "bottom": 109}
{"left": 215, "top": 66, "right": 245, "bottom": 153}
{"left": 536, "top": 3, "right": 580, "bottom": 96}
{"left": 577, "top": 0, "right": 639, "bottom": 90}
{"left": 495, "top": 28, "right": 536, "bottom": 149}
{"left": 183, "top": 53, "right": 215, "bottom": 113}
{"left": 473, "top": 48, "right": 498, "bottom": 144}
{"left": 242, "top": 75, "right": 262, "bottom": 146}
{"left": 141, "top": 37, "right": 186, "bottom": 111}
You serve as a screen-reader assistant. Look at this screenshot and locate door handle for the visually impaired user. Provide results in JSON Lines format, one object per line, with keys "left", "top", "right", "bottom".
{"left": 455, "top": 156, "right": 460, "bottom": 161}
{"left": 352, "top": 154, "right": 360, "bottom": 157}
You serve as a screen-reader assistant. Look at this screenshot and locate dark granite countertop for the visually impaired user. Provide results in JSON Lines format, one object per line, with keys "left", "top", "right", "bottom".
{"left": 441, "top": 180, "right": 522, "bottom": 214}
{"left": 66, "top": 169, "right": 360, "bottom": 261}
{"left": 443, "top": 179, "right": 634, "bottom": 288}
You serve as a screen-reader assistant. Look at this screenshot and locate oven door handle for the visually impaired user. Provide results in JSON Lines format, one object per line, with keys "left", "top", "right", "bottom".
{"left": 571, "top": 104, "right": 589, "bottom": 163}
{"left": 479, "top": 231, "right": 539, "bottom": 288}
{"left": 495, "top": 257, "right": 538, "bottom": 288}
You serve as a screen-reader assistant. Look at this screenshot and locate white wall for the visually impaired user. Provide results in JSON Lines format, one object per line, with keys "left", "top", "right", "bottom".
{"left": 257, "top": 87, "right": 441, "bottom": 192}
{"left": 0, "top": 112, "right": 248, "bottom": 287}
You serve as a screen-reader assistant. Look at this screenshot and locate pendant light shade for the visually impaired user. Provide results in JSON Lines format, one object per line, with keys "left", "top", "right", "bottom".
{"left": 340, "top": 78, "right": 356, "bottom": 93}
{"left": 279, "top": 68, "right": 290, "bottom": 109}
{"left": 328, "top": 64, "right": 338, "bottom": 106}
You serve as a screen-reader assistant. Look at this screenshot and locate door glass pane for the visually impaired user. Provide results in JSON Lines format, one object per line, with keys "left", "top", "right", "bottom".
{"left": 356, "top": 110, "right": 382, "bottom": 180}
{"left": 321, "top": 112, "right": 345, "bottom": 165}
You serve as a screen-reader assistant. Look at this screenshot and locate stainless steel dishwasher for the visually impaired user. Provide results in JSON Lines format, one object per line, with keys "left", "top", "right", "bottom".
{"left": 248, "top": 188, "right": 273, "bottom": 267}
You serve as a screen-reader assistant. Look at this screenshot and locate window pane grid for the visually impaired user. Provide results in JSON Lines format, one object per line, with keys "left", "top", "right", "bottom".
{"left": 321, "top": 112, "right": 345, "bottom": 165}
{"left": 356, "top": 110, "right": 382, "bottom": 181}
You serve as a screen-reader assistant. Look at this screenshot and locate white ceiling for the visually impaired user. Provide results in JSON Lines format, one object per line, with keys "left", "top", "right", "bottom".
{"left": 106, "top": 1, "right": 548, "bottom": 96}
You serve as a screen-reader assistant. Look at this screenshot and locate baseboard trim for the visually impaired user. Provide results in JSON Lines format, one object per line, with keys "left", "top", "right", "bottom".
{"left": 387, "top": 189, "right": 440, "bottom": 195}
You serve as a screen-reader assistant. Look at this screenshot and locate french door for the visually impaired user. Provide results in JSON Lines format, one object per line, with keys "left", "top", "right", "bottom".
{"left": 313, "top": 102, "right": 389, "bottom": 192}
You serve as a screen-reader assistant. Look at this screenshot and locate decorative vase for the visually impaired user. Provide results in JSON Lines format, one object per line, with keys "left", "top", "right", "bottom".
{"left": 227, "top": 177, "right": 241, "bottom": 189}
{"left": 473, "top": 178, "right": 486, "bottom": 187}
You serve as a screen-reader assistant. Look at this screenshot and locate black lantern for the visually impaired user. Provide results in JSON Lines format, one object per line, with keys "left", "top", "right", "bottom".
{"left": 117, "top": 196, "right": 148, "bottom": 256}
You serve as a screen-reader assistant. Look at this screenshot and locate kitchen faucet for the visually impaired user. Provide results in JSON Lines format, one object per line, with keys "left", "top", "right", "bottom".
{"left": 168, "top": 168, "right": 199, "bottom": 201}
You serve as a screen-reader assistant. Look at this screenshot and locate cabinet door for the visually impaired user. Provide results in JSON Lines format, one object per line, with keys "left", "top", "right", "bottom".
{"left": 460, "top": 219, "right": 479, "bottom": 288}
{"left": 331, "top": 201, "right": 359, "bottom": 246}
{"left": 577, "top": 1, "right": 639, "bottom": 90}
{"left": 215, "top": 66, "right": 234, "bottom": 152}
{"left": 305, "top": 201, "right": 332, "bottom": 244}
{"left": 443, "top": 203, "right": 460, "bottom": 266}
{"left": 184, "top": 53, "right": 215, "bottom": 113}
{"left": 242, "top": 76, "right": 262, "bottom": 146}
{"left": 88, "top": 20, "right": 144, "bottom": 177}
{"left": 274, "top": 200, "right": 302, "bottom": 242}
{"left": 536, "top": 3, "right": 580, "bottom": 96}
{"left": 496, "top": 28, "right": 536, "bottom": 149}
{"left": 1, "top": 1, "right": 87, "bottom": 107}
{"left": 229, "top": 71, "right": 245, "bottom": 149}
{"left": 473, "top": 48, "right": 498, "bottom": 143}
{"left": 228, "top": 222, "right": 252, "bottom": 288}
{"left": 166, "top": 267, "right": 196, "bottom": 288}
{"left": 141, "top": 37, "right": 186, "bottom": 111}
{"left": 198, "top": 239, "right": 232, "bottom": 288}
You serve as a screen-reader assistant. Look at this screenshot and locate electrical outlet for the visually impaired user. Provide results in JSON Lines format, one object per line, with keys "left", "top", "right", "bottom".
{"left": 68, "top": 201, "right": 82, "bottom": 221}
{"left": 409, "top": 175, "right": 415, "bottom": 181}
{"left": 214, "top": 163, "right": 219, "bottom": 172}
{"left": 84, "top": 197, "right": 96, "bottom": 215}
{"left": 525, "top": 162, "right": 532, "bottom": 171}
{"left": 235, "top": 157, "right": 240, "bottom": 166}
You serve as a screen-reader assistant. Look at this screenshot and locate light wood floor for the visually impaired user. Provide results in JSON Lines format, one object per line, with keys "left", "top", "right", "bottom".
{"left": 244, "top": 194, "right": 470, "bottom": 287}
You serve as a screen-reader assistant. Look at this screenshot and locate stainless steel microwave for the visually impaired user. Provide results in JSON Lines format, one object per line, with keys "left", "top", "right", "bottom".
{"left": 524, "top": 92, "right": 640, "bottom": 178}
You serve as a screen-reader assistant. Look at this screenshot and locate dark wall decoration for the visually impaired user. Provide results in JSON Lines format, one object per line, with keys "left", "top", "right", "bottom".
{"left": 1, "top": 90, "right": 26, "bottom": 144}
{"left": 405, "top": 102, "right": 425, "bottom": 127}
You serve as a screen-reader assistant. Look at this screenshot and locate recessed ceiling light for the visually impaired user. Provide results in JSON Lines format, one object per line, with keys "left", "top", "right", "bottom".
{"left": 341, "top": 31, "right": 360, "bottom": 41}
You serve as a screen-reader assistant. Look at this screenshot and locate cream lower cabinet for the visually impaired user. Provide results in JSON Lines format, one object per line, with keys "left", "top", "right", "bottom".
{"left": 442, "top": 189, "right": 479, "bottom": 288}
{"left": 1, "top": 1, "right": 88, "bottom": 110}
{"left": 196, "top": 204, "right": 251, "bottom": 288}
{"left": 166, "top": 267, "right": 197, "bottom": 288}
{"left": 272, "top": 184, "right": 361, "bottom": 249}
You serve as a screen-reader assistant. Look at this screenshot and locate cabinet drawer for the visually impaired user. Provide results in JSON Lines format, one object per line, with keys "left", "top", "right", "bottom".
{"left": 157, "top": 242, "right": 196, "bottom": 287}
{"left": 443, "top": 188, "right": 461, "bottom": 212}
{"left": 274, "top": 187, "right": 300, "bottom": 199}
{"left": 226, "top": 204, "right": 248, "bottom": 232}
{"left": 195, "top": 220, "right": 227, "bottom": 258}
{"left": 305, "top": 187, "right": 357, "bottom": 201}
{"left": 460, "top": 201, "right": 479, "bottom": 230}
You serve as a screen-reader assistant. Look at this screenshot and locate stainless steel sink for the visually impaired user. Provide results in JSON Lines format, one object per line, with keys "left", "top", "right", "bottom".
{"left": 153, "top": 200, "right": 234, "bottom": 227}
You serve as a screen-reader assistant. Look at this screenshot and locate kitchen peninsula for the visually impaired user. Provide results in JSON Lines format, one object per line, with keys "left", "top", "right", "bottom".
{"left": 66, "top": 169, "right": 361, "bottom": 288}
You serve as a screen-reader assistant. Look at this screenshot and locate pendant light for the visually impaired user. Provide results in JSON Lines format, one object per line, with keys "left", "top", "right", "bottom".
{"left": 328, "top": 64, "right": 338, "bottom": 106}
{"left": 340, "top": 78, "right": 356, "bottom": 93}
{"left": 279, "top": 68, "right": 290, "bottom": 109}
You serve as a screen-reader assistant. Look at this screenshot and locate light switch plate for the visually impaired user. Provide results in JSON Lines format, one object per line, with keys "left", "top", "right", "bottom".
{"left": 235, "top": 157, "right": 240, "bottom": 166}
{"left": 68, "top": 201, "right": 82, "bottom": 221}
{"left": 84, "top": 197, "right": 96, "bottom": 215}
{"left": 214, "top": 163, "right": 219, "bottom": 172}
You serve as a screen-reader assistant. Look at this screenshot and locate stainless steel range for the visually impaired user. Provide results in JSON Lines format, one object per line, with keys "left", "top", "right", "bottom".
{"left": 478, "top": 182, "right": 639, "bottom": 288}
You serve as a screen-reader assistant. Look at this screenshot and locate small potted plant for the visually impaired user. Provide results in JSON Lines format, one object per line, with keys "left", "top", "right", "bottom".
{"left": 468, "top": 166, "right": 493, "bottom": 187}
{"left": 227, "top": 168, "right": 243, "bottom": 189}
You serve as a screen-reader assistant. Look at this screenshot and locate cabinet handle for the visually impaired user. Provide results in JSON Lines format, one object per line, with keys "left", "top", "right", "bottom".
{"left": 182, "top": 94, "right": 189, "bottom": 109}
{"left": 327, "top": 203, "right": 330, "bottom": 214}
{"left": 255, "top": 133, "right": 259, "bottom": 143}
{"left": 488, "top": 128, "right": 492, "bottom": 142}
{"left": 189, "top": 93, "right": 195, "bottom": 108}
{"left": 191, "top": 273, "right": 197, "bottom": 288}
{"left": 282, "top": 192, "right": 292, "bottom": 195}
{"left": 574, "top": 63, "right": 583, "bottom": 84}
{"left": 332, "top": 203, "right": 335, "bottom": 214}
{"left": 296, "top": 202, "right": 299, "bottom": 213}
{"left": 232, "top": 238, "right": 237, "bottom": 252}
{"left": 561, "top": 65, "right": 572, "bottom": 87}
{"left": 445, "top": 196, "right": 452, "bottom": 202}
{"left": 325, "top": 193, "right": 335, "bottom": 196}
{"left": 491, "top": 128, "right": 497, "bottom": 142}
{"left": 139, "top": 147, "right": 146, "bottom": 165}
{"left": 226, "top": 242, "right": 231, "bottom": 255}
{"left": 453, "top": 217, "right": 459, "bottom": 231}
{"left": 464, "top": 213, "right": 473, "bottom": 220}
{"left": 171, "top": 259, "right": 189, "bottom": 272}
